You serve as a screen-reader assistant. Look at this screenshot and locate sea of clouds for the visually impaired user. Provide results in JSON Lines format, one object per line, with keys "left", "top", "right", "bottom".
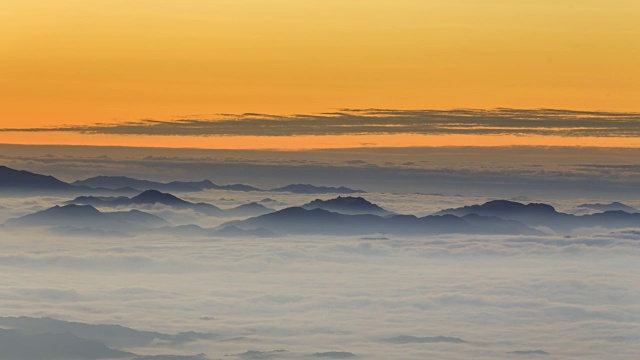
{"left": 1, "top": 222, "right": 639, "bottom": 359}
{"left": 1, "top": 186, "right": 639, "bottom": 359}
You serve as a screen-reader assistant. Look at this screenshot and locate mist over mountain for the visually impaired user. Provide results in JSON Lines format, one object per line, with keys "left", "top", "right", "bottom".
{"left": 224, "top": 202, "right": 275, "bottom": 218}
{"left": 4, "top": 204, "right": 168, "bottom": 232}
{"left": 73, "top": 175, "right": 363, "bottom": 194}
{"left": 270, "top": 184, "right": 364, "bottom": 194}
{"left": 221, "top": 207, "right": 543, "bottom": 236}
{"left": 2, "top": 162, "right": 640, "bottom": 359}
{"left": 435, "top": 200, "right": 640, "bottom": 233}
{"left": 73, "top": 176, "right": 262, "bottom": 193}
{"left": 577, "top": 202, "right": 638, "bottom": 213}
{"left": 215, "top": 225, "right": 278, "bottom": 238}
{"left": 301, "top": 196, "right": 394, "bottom": 216}
{"left": 0, "top": 317, "right": 218, "bottom": 349}
{"left": 0, "top": 317, "right": 217, "bottom": 360}
{"left": 0, "top": 328, "right": 133, "bottom": 360}
{"left": 66, "top": 190, "right": 273, "bottom": 218}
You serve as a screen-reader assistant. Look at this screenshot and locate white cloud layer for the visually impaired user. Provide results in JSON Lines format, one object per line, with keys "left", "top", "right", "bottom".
{"left": 0, "top": 228, "right": 638, "bottom": 359}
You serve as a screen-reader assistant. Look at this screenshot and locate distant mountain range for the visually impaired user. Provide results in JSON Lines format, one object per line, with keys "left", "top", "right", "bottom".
{"left": 269, "top": 184, "right": 365, "bottom": 194}
{"left": 576, "top": 202, "right": 638, "bottom": 213}
{"left": 4, "top": 204, "right": 168, "bottom": 232}
{"left": 220, "top": 207, "right": 543, "bottom": 236}
{"left": 0, "top": 316, "right": 216, "bottom": 360}
{"left": 5, "top": 194, "right": 640, "bottom": 237}
{"left": 72, "top": 176, "right": 262, "bottom": 193}
{"left": 5, "top": 205, "right": 271, "bottom": 239}
{"left": 220, "top": 199, "right": 640, "bottom": 236}
{"left": 0, "top": 165, "right": 365, "bottom": 194}
{"left": 74, "top": 176, "right": 365, "bottom": 194}
{"left": 3, "top": 164, "right": 640, "bottom": 237}
{"left": 65, "top": 190, "right": 274, "bottom": 218}
{"left": 435, "top": 200, "right": 640, "bottom": 232}
{"left": 301, "top": 196, "right": 394, "bottom": 216}
{"left": 0, "top": 165, "right": 82, "bottom": 194}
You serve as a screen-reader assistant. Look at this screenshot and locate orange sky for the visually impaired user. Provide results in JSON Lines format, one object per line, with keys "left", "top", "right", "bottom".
{"left": 1, "top": 1, "right": 639, "bottom": 148}
{"left": 1, "top": 132, "right": 640, "bottom": 150}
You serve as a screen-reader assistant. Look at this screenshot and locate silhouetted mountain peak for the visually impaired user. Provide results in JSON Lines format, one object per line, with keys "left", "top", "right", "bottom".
{"left": 130, "top": 190, "right": 189, "bottom": 205}
{"left": 232, "top": 202, "right": 268, "bottom": 209}
{"left": 309, "top": 196, "right": 370, "bottom": 206}
{"left": 302, "top": 196, "right": 393, "bottom": 216}
{"left": 480, "top": 200, "right": 557, "bottom": 213}
{"left": 435, "top": 200, "right": 558, "bottom": 217}
{"left": 0, "top": 165, "right": 77, "bottom": 192}
{"left": 5, "top": 203, "right": 168, "bottom": 232}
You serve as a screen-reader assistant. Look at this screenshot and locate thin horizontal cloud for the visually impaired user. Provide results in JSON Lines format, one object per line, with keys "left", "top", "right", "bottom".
{"left": 3, "top": 108, "right": 640, "bottom": 137}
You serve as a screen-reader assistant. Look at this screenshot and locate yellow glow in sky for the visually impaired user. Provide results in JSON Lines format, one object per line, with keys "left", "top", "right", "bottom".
{"left": 1, "top": 0, "right": 639, "bottom": 147}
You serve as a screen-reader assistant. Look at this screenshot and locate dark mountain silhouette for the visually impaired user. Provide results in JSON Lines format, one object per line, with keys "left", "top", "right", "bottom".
{"left": 301, "top": 196, "right": 394, "bottom": 216}
{"left": 4, "top": 204, "right": 168, "bottom": 231}
{"left": 108, "top": 209, "right": 169, "bottom": 225}
{"left": 73, "top": 176, "right": 262, "bottom": 192}
{"left": 0, "top": 166, "right": 142, "bottom": 196}
{"left": 0, "top": 328, "right": 133, "bottom": 360}
{"left": 0, "top": 316, "right": 217, "bottom": 349}
{"left": 270, "top": 184, "right": 364, "bottom": 194}
{"left": 65, "top": 195, "right": 130, "bottom": 207}
{"left": 224, "top": 202, "right": 275, "bottom": 218}
{"left": 71, "top": 174, "right": 366, "bottom": 195}
{"left": 434, "top": 200, "right": 561, "bottom": 220}
{"left": 382, "top": 335, "right": 467, "bottom": 344}
{"left": 221, "top": 206, "right": 542, "bottom": 236}
{"left": 0, "top": 165, "right": 77, "bottom": 193}
{"left": 577, "top": 202, "right": 638, "bottom": 213}
{"left": 435, "top": 200, "right": 640, "bottom": 232}
{"left": 130, "top": 189, "right": 193, "bottom": 206}
{"left": 66, "top": 190, "right": 273, "bottom": 217}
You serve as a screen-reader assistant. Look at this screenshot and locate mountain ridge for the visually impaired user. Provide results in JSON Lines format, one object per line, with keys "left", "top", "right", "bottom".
{"left": 65, "top": 190, "right": 273, "bottom": 218}
{"left": 301, "top": 196, "right": 394, "bottom": 216}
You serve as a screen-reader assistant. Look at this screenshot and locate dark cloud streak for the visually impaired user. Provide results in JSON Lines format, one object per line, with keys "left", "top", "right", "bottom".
{"left": 3, "top": 108, "right": 640, "bottom": 137}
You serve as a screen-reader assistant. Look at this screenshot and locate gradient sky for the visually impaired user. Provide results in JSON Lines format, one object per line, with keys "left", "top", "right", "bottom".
{"left": 1, "top": 1, "right": 639, "bottom": 148}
